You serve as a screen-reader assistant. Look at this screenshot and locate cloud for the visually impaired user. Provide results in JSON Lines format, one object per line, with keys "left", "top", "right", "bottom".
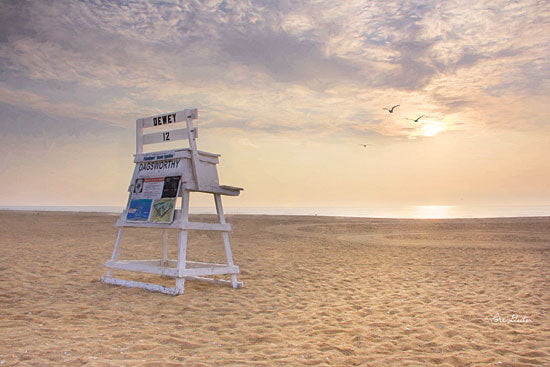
{"left": 219, "top": 28, "right": 360, "bottom": 86}
{"left": 0, "top": 0, "right": 548, "bottom": 141}
{"left": 0, "top": 101, "right": 120, "bottom": 138}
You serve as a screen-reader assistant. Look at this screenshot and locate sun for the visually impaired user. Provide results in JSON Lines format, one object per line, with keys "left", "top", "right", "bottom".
{"left": 420, "top": 121, "right": 445, "bottom": 136}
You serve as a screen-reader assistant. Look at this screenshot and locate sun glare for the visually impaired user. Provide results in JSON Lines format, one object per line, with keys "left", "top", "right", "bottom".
{"left": 414, "top": 205, "right": 453, "bottom": 219}
{"left": 421, "top": 121, "right": 445, "bottom": 136}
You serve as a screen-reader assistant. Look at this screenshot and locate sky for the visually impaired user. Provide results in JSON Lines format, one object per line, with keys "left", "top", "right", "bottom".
{"left": 0, "top": 0, "right": 549, "bottom": 209}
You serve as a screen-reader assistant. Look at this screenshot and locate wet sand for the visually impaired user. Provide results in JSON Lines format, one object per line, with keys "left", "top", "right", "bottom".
{"left": 0, "top": 211, "right": 549, "bottom": 366}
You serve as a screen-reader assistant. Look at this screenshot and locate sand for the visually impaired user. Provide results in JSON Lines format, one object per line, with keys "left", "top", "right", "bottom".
{"left": 0, "top": 211, "right": 549, "bottom": 366}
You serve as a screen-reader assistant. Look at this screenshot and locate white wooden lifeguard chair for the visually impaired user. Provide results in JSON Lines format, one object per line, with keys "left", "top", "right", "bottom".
{"left": 101, "top": 108, "right": 243, "bottom": 295}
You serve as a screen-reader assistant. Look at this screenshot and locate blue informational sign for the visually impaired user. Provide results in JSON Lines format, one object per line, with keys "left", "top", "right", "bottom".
{"left": 126, "top": 199, "right": 152, "bottom": 221}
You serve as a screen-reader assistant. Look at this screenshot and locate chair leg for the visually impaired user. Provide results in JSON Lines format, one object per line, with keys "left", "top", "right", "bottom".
{"left": 175, "top": 229, "right": 188, "bottom": 294}
{"left": 214, "top": 193, "right": 240, "bottom": 288}
{"left": 161, "top": 229, "right": 169, "bottom": 267}
{"left": 106, "top": 228, "right": 123, "bottom": 277}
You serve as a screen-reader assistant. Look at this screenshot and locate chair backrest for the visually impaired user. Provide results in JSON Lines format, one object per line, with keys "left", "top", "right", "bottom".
{"left": 135, "top": 108, "right": 198, "bottom": 154}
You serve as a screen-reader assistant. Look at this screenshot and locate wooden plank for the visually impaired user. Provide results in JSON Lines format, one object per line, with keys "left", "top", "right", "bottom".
{"left": 116, "top": 259, "right": 163, "bottom": 266}
{"left": 142, "top": 127, "right": 198, "bottom": 146}
{"left": 137, "top": 109, "right": 198, "bottom": 129}
{"left": 163, "top": 259, "right": 177, "bottom": 267}
{"left": 105, "top": 260, "right": 177, "bottom": 277}
{"left": 178, "top": 265, "right": 239, "bottom": 277}
{"left": 116, "top": 216, "right": 182, "bottom": 229}
{"left": 107, "top": 259, "right": 230, "bottom": 268}
{"left": 219, "top": 185, "right": 244, "bottom": 191}
{"left": 133, "top": 149, "right": 219, "bottom": 164}
{"left": 105, "top": 260, "right": 238, "bottom": 277}
{"left": 161, "top": 230, "right": 168, "bottom": 266}
{"left": 215, "top": 193, "right": 240, "bottom": 288}
{"left": 115, "top": 217, "right": 231, "bottom": 231}
{"left": 101, "top": 276, "right": 241, "bottom": 294}
{"left": 185, "top": 276, "right": 243, "bottom": 288}
{"left": 183, "top": 222, "right": 232, "bottom": 231}
{"left": 182, "top": 190, "right": 190, "bottom": 222}
{"left": 101, "top": 276, "right": 182, "bottom": 295}
{"left": 185, "top": 115, "right": 201, "bottom": 190}
{"left": 175, "top": 195, "right": 189, "bottom": 291}
{"left": 195, "top": 185, "right": 242, "bottom": 196}
{"left": 136, "top": 120, "right": 144, "bottom": 154}
{"left": 106, "top": 228, "right": 123, "bottom": 278}
{"left": 186, "top": 260, "right": 227, "bottom": 268}
{"left": 176, "top": 229, "right": 188, "bottom": 283}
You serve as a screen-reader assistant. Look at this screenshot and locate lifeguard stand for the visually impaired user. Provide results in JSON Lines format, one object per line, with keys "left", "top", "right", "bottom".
{"left": 101, "top": 108, "right": 243, "bottom": 295}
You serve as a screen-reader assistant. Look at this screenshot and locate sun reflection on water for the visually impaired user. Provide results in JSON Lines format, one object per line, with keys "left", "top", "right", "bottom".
{"left": 413, "top": 205, "right": 454, "bottom": 219}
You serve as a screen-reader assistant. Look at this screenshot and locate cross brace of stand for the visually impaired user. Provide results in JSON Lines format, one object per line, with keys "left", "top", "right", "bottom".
{"left": 101, "top": 190, "right": 242, "bottom": 295}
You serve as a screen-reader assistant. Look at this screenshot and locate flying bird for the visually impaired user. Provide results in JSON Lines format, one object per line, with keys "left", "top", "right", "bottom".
{"left": 359, "top": 143, "right": 372, "bottom": 148}
{"left": 406, "top": 115, "right": 424, "bottom": 122}
{"left": 383, "top": 105, "right": 400, "bottom": 113}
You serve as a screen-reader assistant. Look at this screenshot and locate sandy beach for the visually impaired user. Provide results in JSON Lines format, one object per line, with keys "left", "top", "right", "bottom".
{"left": 0, "top": 211, "right": 548, "bottom": 366}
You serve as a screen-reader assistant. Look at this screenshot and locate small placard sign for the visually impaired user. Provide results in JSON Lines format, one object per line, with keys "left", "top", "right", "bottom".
{"left": 126, "top": 154, "right": 182, "bottom": 223}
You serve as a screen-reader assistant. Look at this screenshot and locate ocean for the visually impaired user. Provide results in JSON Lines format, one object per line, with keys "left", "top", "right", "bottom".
{"left": 1, "top": 205, "right": 550, "bottom": 219}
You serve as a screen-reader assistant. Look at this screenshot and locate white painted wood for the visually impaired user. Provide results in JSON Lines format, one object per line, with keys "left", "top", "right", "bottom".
{"left": 161, "top": 230, "right": 168, "bottom": 267}
{"left": 205, "top": 185, "right": 243, "bottom": 196}
{"left": 104, "top": 260, "right": 236, "bottom": 277}
{"left": 136, "top": 259, "right": 229, "bottom": 269}
{"left": 101, "top": 276, "right": 181, "bottom": 295}
{"left": 163, "top": 259, "right": 177, "bottom": 267}
{"left": 215, "top": 193, "right": 240, "bottom": 288}
{"left": 138, "top": 108, "right": 198, "bottom": 129}
{"left": 133, "top": 148, "right": 220, "bottom": 164}
{"left": 131, "top": 151, "right": 238, "bottom": 194}
{"left": 176, "top": 193, "right": 190, "bottom": 291}
{"left": 111, "top": 228, "right": 123, "bottom": 261}
{"left": 185, "top": 276, "right": 243, "bottom": 288}
{"left": 105, "top": 260, "right": 178, "bottom": 277}
{"left": 214, "top": 193, "right": 226, "bottom": 225}
{"left": 115, "top": 216, "right": 231, "bottom": 231}
{"left": 185, "top": 115, "right": 201, "bottom": 190}
{"left": 106, "top": 261, "right": 237, "bottom": 278}
{"left": 186, "top": 260, "right": 227, "bottom": 268}
{"left": 219, "top": 185, "right": 244, "bottom": 191}
{"left": 176, "top": 189, "right": 191, "bottom": 294}
{"left": 130, "top": 152, "right": 222, "bottom": 195}
{"left": 225, "top": 232, "right": 240, "bottom": 288}
{"left": 181, "top": 190, "right": 190, "bottom": 222}
{"left": 142, "top": 127, "right": 198, "bottom": 146}
{"left": 183, "top": 222, "right": 231, "bottom": 231}
{"left": 101, "top": 275, "right": 241, "bottom": 294}
{"left": 115, "top": 259, "right": 165, "bottom": 266}
{"left": 178, "top": 265, "right": 239, "bottom": 277}
{"left": 176, "top": 230, "right": 188, "bottom": 278}
{"left": 136, "top": 119, "right": 144, "bottom": 154}
{"left": 105, "top": 108, "right": 243, "bottom": 296}
{"left": 116, "top": 216, "right": 181, "bottom": 229}
{"left": 175, "top": 277, "right": 185, "bottom": 293}
{"left": 107, "top": 259, "right": 229, "bottom": 269}
{"left": 106, "top": 228, "right": 123, "bottom": 277}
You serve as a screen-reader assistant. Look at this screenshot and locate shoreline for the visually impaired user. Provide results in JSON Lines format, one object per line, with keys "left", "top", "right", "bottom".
{"left": 1, "top": 208, "right": 550, "bottom": 220}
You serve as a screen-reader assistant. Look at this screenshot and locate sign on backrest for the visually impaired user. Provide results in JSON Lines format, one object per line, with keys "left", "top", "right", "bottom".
{"left": 137, "top": 109, "right": 199, "bottom": 150}
{"left": 138, "top": 109, "right": 198, "bottom": 128}
{"left": 126, "top": 152, "right": 183, "bottom": 223}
